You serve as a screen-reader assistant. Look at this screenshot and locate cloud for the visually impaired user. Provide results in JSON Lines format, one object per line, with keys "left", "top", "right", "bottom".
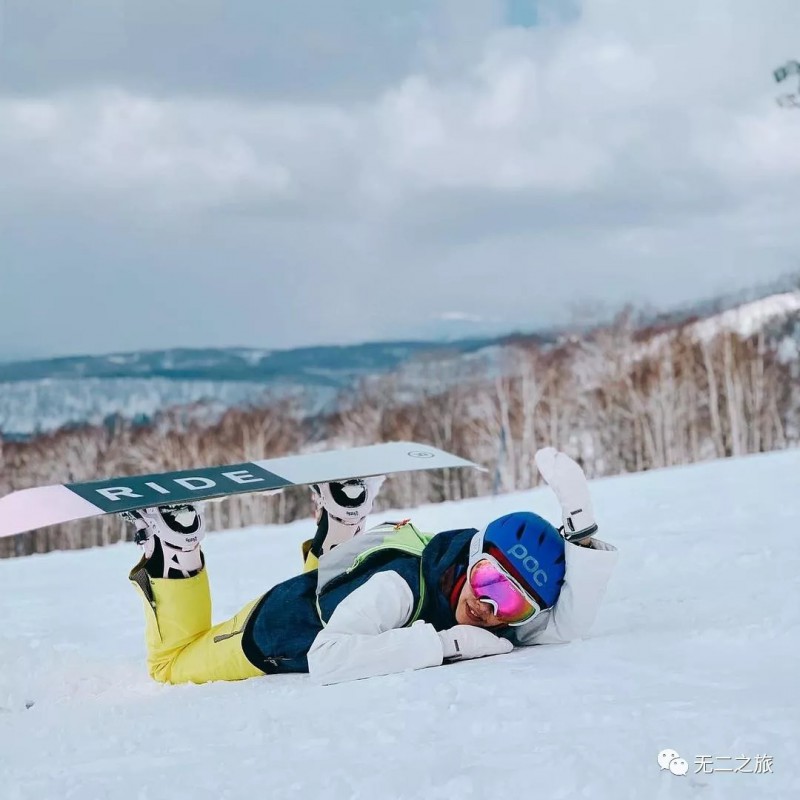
{"left": 0, "top": 0, "right": 434, "bottom": 100}
{"left": 1, "top": 0, "right": 799, "bottom": 356}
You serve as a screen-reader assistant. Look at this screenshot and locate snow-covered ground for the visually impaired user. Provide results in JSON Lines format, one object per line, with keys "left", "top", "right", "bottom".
{"left": 690, "top": 291, "right": 800, "bottom": 341}
{"left": 1, "top": 450, "right": 798, "bottom": 799}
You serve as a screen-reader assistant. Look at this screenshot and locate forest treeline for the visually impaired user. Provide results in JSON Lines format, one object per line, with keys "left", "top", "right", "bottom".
{"left": 1, "top": 311, "right": 798, "bottom": 557}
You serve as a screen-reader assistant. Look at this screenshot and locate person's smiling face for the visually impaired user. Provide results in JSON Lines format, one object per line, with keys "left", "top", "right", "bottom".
{"left": 454, "top": 576, "right": 505, "bottom": 628}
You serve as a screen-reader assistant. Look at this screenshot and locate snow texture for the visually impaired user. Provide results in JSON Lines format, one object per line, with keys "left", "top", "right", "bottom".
{"left": 690, "top": 291, "right": 800, "bottom": 341}
{"left": 1, "top": 449, "right": 798, "bottom": 799}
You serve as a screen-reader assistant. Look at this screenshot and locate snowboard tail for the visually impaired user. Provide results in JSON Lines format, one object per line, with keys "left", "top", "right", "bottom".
{"left": 0, "top": 442, "right": 484, "bottom": 538}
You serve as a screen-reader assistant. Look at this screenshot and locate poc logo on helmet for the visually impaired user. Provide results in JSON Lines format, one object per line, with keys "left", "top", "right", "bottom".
{"left": 508, "top": 544, "right": 548, "bottom": 586}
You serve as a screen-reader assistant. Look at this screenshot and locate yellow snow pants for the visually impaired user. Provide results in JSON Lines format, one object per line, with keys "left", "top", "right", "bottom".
{"left": 301, "top": 538, "right": 319, "bottom": 573}
{"left": 129, "top": 564, "right": 265, "bottom": 685}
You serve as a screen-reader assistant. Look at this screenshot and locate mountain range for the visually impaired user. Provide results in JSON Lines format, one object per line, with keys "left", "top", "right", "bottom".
{"left": 0, "top": 337, "right": 512, "bottom": 437}
{"left": 1, "top": 281, "right": 798, "bottom": 438}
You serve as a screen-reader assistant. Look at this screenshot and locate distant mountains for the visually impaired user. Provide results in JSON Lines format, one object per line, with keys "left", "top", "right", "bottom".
{"left": 2, "top": 279, "right": 798, "bottom": 438}
{"left": 0, "top": 337, "right": 517, "bottom": 436}
{"left": 0, "top": 340, "right": 499, "bottom": 384}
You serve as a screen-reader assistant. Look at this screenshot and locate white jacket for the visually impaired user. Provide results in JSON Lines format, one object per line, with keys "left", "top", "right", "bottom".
{"left": 307, "top": 537, "right": 619, "bottom": 685}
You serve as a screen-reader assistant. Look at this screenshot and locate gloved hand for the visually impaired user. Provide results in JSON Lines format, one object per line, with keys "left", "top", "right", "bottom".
{"left": 438, "top": 625, "right": 514, "bottom": 661}
{"left": 535, "top": 447, "right": 598, "bottom": 544}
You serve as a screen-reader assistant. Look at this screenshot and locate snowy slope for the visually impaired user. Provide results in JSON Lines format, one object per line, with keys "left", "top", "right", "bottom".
{"left": 1, "top": 450, "right": 799, "bottom": 800}
{"left": 690, "top": 291, "right": 800, "bottom": 341}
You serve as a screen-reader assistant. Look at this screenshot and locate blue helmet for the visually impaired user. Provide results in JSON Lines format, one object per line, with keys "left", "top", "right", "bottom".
{"left": 470, "top": 511, "right": 566, "bottom": 610}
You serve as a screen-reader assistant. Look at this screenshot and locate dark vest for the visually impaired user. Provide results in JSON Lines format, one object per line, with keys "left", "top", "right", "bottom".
{"left": 242, "top": 524, "right": 476, "bottom": 674}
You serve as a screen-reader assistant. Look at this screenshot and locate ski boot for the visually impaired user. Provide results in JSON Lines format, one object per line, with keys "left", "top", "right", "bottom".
{"left": 301, "top": 476, "right": 385, "bottom": 571}
{"left": 123, "top": 504, "right": 206, "bottom": 579}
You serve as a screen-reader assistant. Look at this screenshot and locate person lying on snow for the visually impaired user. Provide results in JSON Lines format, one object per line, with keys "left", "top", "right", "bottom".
{"left": 125, "top": 447, "right": 618, "bottom": 686}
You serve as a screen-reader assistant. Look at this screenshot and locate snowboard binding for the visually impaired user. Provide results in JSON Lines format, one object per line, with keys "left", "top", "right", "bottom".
{"left": 122, "top": 504, "right": 206, "bottom": 579}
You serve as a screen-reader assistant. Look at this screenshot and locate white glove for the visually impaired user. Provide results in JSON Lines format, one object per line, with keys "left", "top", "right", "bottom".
{"left": 535, "top": 447, "right": 598, "bottom": 543}
{"left": 438, "top": 626, "right": 514, "bottom": 661}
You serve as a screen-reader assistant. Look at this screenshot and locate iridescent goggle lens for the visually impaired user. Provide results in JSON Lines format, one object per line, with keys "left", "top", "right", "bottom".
{"left": 468, "top": 558, "right": 538, "bottom": 625}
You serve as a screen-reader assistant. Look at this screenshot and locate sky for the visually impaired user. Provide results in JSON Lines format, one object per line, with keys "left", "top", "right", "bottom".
{"left": 1, "top": 0, "right": 799, "bottom": 359}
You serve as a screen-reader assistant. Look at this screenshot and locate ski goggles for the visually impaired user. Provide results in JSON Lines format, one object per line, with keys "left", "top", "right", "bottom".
{"left": 467, "top": 556, "right": 541, "bottom": 626}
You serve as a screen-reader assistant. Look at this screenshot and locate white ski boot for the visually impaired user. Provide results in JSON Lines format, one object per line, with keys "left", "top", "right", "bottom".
{"left": 310, "top": 476, "right": 385, "bottom": 556}
{"left": 123, "top": 505, "right": 206, "bottom": 579}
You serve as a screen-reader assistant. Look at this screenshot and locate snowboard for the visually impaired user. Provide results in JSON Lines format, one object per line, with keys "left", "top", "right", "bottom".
{"left": 0, "top": 442, "right": 484, "bottom": 538}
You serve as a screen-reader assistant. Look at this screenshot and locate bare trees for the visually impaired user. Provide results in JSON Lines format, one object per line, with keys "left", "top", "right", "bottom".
{"left": 0, "top": 401, "right": 306, "bottom": 557}
{"left": 699, "top": 332, "right": 788, "bottom": 458}
{"left": 1, "top": 313, "right": 797, "bottom": 558}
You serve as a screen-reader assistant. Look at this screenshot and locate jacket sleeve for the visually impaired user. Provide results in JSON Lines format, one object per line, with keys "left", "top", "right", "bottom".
{"left": 307, "top": 570, "right": 445, "bottom": 685}
{"left": 511, "top": 538, "right": 619, "bottom": 647}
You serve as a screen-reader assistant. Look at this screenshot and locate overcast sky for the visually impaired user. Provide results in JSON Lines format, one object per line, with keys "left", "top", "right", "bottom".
{"left": 1, "top": 0, "right": 798, "bottom": 359}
